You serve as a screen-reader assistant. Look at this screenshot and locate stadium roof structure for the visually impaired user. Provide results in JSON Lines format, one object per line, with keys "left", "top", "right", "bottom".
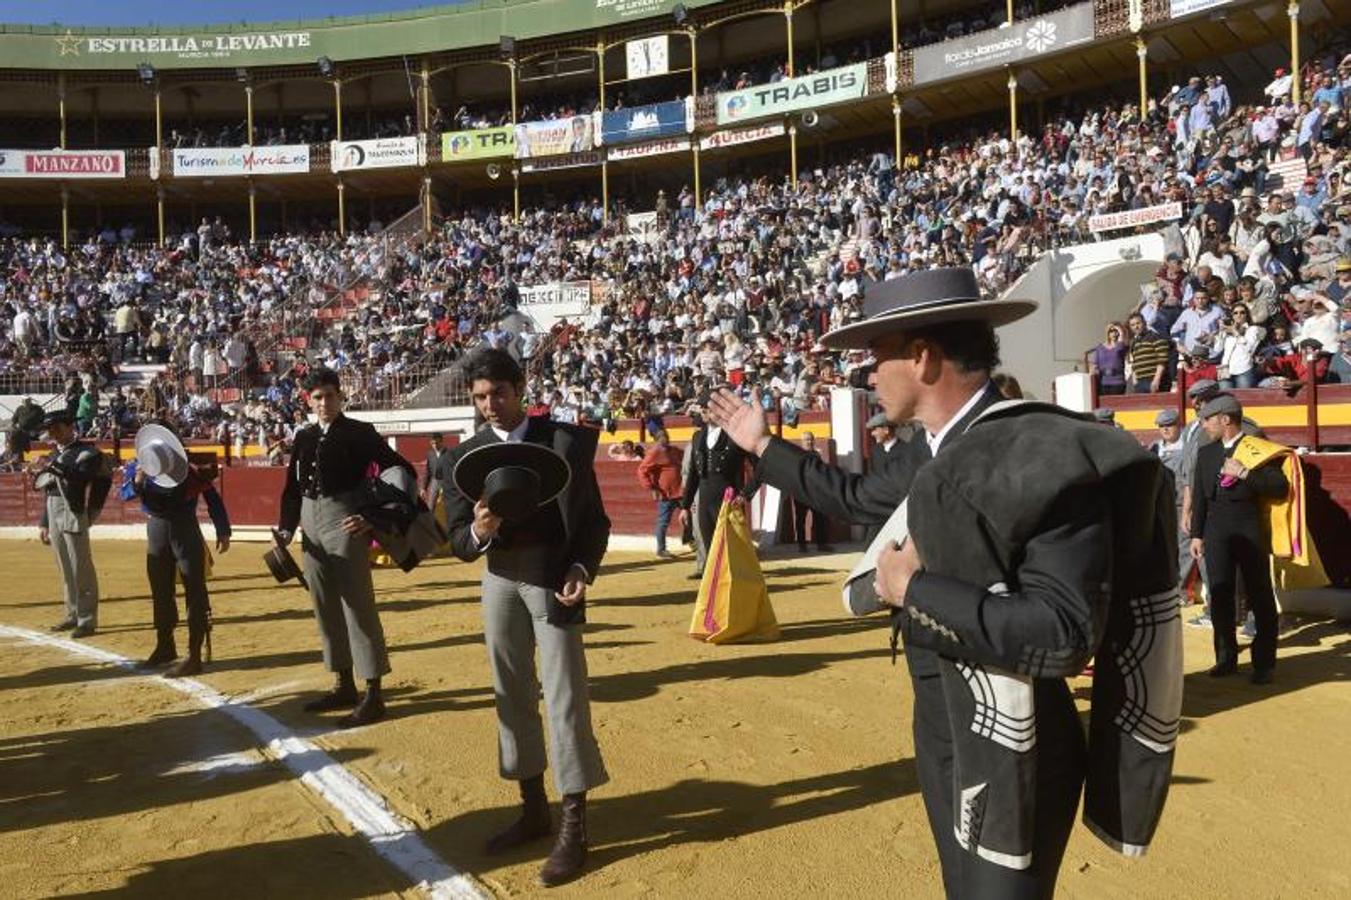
{"left": 0, "top": 0, "right": 724, "bottom": 69}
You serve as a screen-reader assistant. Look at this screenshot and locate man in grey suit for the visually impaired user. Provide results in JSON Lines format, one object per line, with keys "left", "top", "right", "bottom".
{"left": 276, "top": 369, "right": 415, "bottom": 728}
{"left": 422, "top": 432, "right": 454, "bottom": 510}
{"left": 33, "top": 410, "right": 112, "bottom": 638}
{"left": 445, "top": 348, "right": 610, "bottom": 888}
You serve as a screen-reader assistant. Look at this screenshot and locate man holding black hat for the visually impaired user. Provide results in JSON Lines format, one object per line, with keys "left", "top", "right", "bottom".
{"left": 129, "top": 423, "right": 232, "bottom": 676}
{"left": 31, "top": 410, "right": 112, "bottom": 637}
{"left": 445, "top": 348, "right": 610, "bottom": 888}
{"left": 276, "top": 368, "right": 415, "bottom": 728}
{"left": 707, "top": 267, "right": 1183, "bottom": 897}
{"left": 1189, "top": 394, "right": 1287, "bottom": 683}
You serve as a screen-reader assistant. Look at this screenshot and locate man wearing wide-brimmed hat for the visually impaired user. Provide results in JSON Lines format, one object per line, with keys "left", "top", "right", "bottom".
{"left": 707, "top": 267, "right": 1183, "bottom": 897}
{"left": 31, "top": 410, "right": 113, "bottom": 638}
{"left": 129, "top": 422, "right": 232, "bottom": 676}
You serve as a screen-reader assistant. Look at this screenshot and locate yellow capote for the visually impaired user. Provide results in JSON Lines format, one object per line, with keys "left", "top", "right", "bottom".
{"left": 689, "top": 493, "right": 779, "bottom": 644}
{"left": 1231, "top": 436, "right": 1329, "bottom": 591}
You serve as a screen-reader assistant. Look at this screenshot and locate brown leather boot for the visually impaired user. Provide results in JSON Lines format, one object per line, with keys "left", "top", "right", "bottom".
{"left": 538, "top": 792, "right": 587, "bottom": 887}
{"left": 485, "top": 775, "right": 552, "bottom": 855}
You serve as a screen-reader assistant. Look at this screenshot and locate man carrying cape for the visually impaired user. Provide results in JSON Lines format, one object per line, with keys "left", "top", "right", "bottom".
{"left": 706, "top": 267, "right": 1184, "bottom": 899}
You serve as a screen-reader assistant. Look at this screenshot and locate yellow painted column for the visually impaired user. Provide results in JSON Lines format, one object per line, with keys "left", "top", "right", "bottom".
{"left": 1007, "top": 0, "right": 1014, "bottom": 25}
{"left": 245, "top": 83, "right": 254, "bottom": 145}
{"left": 248, "top": 179, "right": 257, "bottom": 243}
{"left": 785, "top": 3, "right": 795, "bottom": 77}
{"left": 789, "top": 123, "right": 798, "bottom": 190}
{"left": 334, "top": 79, "right": 343, "bottom": 141}
{"left": 1289, "top": 2, "right": 1302, "bottom": 105}
{"left": 58, "top": 74, "right": 67, "bottom": 149}
{"left": 891, "top": 0, "right": 899, "bottom": 57}
{"left": 512, "top": 166, "right": 520, "bottom": 224}
{"left": 337, "top": 178, "right": 346, "bottom": 236}
{"left": 156, "top": 186, "right": 165, "bottom": 248}
{"left": 1136, "top": 38, "right": 1148, "bottom": 120}
{"left": 61, "top": 186, "right": 69, "bottom": 249}
{"left": 598, "top": 38, "right": 608, "bottom": 225}
{"left": 693, "top": 143, "right": 702, "bottom": 209}
{"left": 1008, "top": 71, "right": 1018, "bottom": 143}
{"left": 893, "top": 96, "right": 902, "bottom": 169}
{"left": 420, "top": 60, "right": 431, "bottom": 131}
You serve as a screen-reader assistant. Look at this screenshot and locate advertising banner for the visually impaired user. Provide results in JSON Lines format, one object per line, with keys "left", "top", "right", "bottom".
{"left": 715, "top": 62, "right": 866, "bottom": 126}
{"left": 1089, "top": 202, "right": 1183, "bottom": 234}
{"left": 911, "top": 4, "right": 1094, "bottom": 85}
{"left": 1170, "top": 0, "right": 1229, "bottom": 15}
{"left": 608, "top": 137, "right": 690, "bottom": 162}
{"left": 515, "top": 116, "right": 597, "bottom": 159}
{"left": 625, "top": 211, "right": 662, "bottom": 244}
{"left": 517, "top": 281, "right": 593, "bottom": 329}
{"left": 601, "top": 100, "right": 689, "bottom": 146}
{"left": 332, "top": 136, "right": 420, "bottom": 172}
{"left": 0, "top": 149, "right": 126, "bottom": 179}
{"left": 171, "top": 145, "right": 310, "bottom": 177}
{"left": 520, "top": 151, "right": 603, "bottom": 173}
{"left": 441, "top": 126, "right": 516, "bottom": 162}
{"left": 626, "top": 35, "right": 669, "bottom": 79}
{"left": 698, "top": 123, "right": 786, "bottom": 151}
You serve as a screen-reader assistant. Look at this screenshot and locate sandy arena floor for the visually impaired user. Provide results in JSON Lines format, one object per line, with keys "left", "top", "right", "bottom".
{"left": 1, "top": 539, "right": 1348, "bottom": 899}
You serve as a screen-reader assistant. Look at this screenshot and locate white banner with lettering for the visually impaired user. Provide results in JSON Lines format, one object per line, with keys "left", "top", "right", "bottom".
{"left": 170, "top": 144, "right": 310, "bottom": 177}
{"left": 331, "top": 136, "right": 422, "bottom": 172}
{"left": 516, "top": 282, "right": 593, "bottom": 330}
{"left": 1089, "top": 201, "right": 1182, "bottom": 234}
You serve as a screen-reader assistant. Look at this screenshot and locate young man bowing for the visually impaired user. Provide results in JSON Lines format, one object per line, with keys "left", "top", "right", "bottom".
{"left": 445, "top": 348, "right": 610, "bottom": 888}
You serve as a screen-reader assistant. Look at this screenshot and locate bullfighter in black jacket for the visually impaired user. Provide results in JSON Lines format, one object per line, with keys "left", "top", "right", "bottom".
{"left": 444, "top": 348, "right": 610, "bottom": 888}
{"left": 707, "top": 268, "right": 1183, "bottom": 899}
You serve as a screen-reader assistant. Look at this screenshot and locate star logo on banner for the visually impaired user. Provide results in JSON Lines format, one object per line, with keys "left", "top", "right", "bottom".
{"left": 1025, "top": 20, "right": 1057, "bottom": 54}
{"left": 56, "top": 30, "right": 82, "bottom": 56}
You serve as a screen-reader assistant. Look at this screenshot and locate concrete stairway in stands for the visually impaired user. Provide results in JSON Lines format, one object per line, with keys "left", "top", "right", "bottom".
{"left": 1265, "top": 154, "right": 1308, "bottom": 195}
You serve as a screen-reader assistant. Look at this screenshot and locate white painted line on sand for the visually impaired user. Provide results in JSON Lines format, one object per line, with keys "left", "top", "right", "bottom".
{"left": 0, "top": 624, "right": 487, "bottom": 900}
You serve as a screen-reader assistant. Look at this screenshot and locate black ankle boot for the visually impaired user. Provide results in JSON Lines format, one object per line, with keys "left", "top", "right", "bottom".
{"left": 168, "top": 625, "right": 205, "bottom": 678}
{"left": 538, "top": 792, "right": 587, "bottom": 887}
{"left": 304, "top": 669, "right": 359, "bottom": 712}
{"left": 338, "top": 678, "right": 386, "bottom": 728}
{"left": 137, "top": 629, "right": 178, "bottom": 669}
{"left": 485, "top": 775, "right": 552, "bottom": 855}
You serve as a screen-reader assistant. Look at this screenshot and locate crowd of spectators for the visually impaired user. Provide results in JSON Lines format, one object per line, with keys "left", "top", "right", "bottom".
{"left": 4, "top": 45, "right": 1351, "bottom": 469}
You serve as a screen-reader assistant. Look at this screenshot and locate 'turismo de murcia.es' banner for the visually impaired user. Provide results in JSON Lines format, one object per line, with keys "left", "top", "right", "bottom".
{"left": 170, "top": 145, "right": 311, "bottom": 177}
{"left": 515, "top": 116, "right": 597, "bottom": 159}
{"left": 911, "top": 4, "right": 1094, "bottom": 85}
{"left": 441, "top": 126, "right": 516, "bottom": 161}
{"left": 0, "top": 148, "right": 126, "bottom": 179}
{"left": 715, "top": 62, "right": 867, "bottom": 126}
{"left": 1088, "top": 201, "right": 1183, "bottom": 234}
{"left": 331, "top": 136, "right": 421, "bottom": 172}
{"left": 699, "top": 123, "right": 786, "bottom": 151}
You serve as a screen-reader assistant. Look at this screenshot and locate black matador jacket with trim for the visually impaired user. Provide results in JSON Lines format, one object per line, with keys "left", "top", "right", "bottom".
{"left": 899, "top": 401, "right": 1183, "bottom": 869}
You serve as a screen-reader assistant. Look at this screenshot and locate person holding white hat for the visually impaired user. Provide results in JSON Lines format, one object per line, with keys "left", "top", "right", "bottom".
{"left": 130, "top": 422, "right": 232, "bottom": 676}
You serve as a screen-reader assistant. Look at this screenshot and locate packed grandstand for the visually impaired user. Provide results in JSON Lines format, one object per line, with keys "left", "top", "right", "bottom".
{"left": 1, "top": 0, "right": 1349, "bottom": 464}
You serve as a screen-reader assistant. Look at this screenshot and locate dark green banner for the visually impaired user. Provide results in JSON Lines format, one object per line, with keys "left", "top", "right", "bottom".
{"left": 0, "top": 0, "right": 723, "bottom": 70}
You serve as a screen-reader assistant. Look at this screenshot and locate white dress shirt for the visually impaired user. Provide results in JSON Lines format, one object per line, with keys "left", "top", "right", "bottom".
{"left": 925, "top": 382, "right": 990, "bottom": 456}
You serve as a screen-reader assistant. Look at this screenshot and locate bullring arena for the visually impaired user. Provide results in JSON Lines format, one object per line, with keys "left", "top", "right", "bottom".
{"left": 2, "top": 541, "right": 1349, "bottom": 898}
{"left": 4, "top": 0, "right": 1351, "bottom": 895}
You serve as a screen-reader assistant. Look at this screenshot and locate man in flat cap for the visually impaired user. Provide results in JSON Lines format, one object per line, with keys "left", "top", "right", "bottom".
{"left": 863, "top": 412, "right": 907, "bottom": 544}
{"left": 1189, "top": 394, "right": 1287, "bottom": 683}
{"left": 31, "top": 410, "right": 113, "bottom": 637}
{"left": 707, "top": 267, "right": 1182, "bottom": 897}
{"left": 1177, "top": 379, "right": 1262, "bottom": 622}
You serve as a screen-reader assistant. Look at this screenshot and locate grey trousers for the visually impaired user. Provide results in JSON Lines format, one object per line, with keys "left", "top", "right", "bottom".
{"left": 146, "top": 515, "right": 209, "bottom": 632}
{"left": 300, "top": 494, "right": 390, "bottom": 681}
{"left": 481, "top": 569, "right": 608, "bottom": 796}
{"left": 48, "top": 495, "right": 98, "bottom": 629}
